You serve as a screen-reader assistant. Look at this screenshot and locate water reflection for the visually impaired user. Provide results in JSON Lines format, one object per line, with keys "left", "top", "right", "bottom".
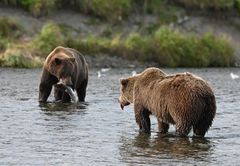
{"left": 38, "top": 102, "right": 89, "bottom": 119}
{"left": 39, "top": 102, "right": 88, "bottom": 111}
{"left": 36, "top": 102, "right": 90, "bottom": 133}
{"left": 119, "top": 133, "right": 213, "bottom": 165}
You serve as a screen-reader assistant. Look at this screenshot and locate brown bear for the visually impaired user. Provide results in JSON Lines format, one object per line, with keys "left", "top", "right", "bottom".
{"left": 118, "top": 67, "right": 216, "bottom": 137}
{"left": 39, "top": 46, "right": 88, "bottom": 102}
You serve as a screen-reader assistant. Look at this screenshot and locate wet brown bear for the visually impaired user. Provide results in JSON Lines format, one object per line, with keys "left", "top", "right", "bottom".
{"left": 39, "top": 46, "right": 88, "bottom": 102}
{"left": 119, "top": 67, "right": 216, "bottom": 137}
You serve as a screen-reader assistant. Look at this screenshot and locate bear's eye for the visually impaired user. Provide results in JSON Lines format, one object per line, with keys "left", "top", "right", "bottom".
{"left": 54, "top": 58, "right": 62, "bottom": 65}
{"left": 120, "top": 79, "right": 128, "bottom": 86}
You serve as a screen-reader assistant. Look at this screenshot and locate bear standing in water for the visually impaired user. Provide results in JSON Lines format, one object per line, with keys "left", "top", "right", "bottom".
{"left": 39, "top": 46, "right": 88, "bottom": 103}
{"left": 118, "top": 67, "right": 216, "bottom": 137}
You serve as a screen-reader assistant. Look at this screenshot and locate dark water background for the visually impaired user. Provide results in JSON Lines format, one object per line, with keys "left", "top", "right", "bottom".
{"left": 0, "top": 68, "right": 240, "bottom": 166}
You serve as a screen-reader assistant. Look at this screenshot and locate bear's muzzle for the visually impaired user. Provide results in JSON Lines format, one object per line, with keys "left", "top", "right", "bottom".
{"left": 118, "top": 98, "right": 130, "bottom": 110}
{"left": 59, "top": 77, "right": 73, "bottom": 86}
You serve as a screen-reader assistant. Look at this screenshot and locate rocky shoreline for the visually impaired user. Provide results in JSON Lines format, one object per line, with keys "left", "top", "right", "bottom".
{"left": 0, "top": 5, "right": 240, "bottom": 68}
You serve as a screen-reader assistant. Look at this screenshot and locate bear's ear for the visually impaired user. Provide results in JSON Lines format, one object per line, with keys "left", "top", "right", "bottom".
{"left": 120, "top": 78, "right": 129, "bottom": 86}
{"left": 69, "top": 57, "right": 75, "bottom": 63}
{"left": 54, "top": 58, "right": 62, "bottom": 65}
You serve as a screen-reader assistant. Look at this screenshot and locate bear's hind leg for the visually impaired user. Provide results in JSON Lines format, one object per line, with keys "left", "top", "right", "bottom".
{"left": 193, "top": 115, "right": 214, "bottom": 137}
{"left": 175, "top": 121, "right": 192, "bottom": 137}
{"left": 193, "top": 93, "right": 216, "bottom": 137}
{"left": 158, "top": 120, "right": 169, "bottom": 134}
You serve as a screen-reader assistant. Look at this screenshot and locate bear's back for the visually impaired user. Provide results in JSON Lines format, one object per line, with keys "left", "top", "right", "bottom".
{"left": 163, "top": 73, "right": 214, "bottom": 109}
{"left": 146, "top": 72, "right": 214, "bottom": 110}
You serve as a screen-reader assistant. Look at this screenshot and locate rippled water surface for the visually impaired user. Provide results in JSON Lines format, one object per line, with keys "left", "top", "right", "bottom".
{"left": 0, "top": 68, "right": 240, "bottom": 165}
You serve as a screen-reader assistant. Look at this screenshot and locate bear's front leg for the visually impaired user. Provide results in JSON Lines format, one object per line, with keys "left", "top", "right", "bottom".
{"left": 76, "top": 79, "right": 88, "bottom": 102}
{"left": 39, "top": 69, "right": 58, "bottom": 102}
{"left": 134, "top": 104, "right": 151, "bottom": 133}
{"left": 39, "top": 82, "right": 53, "bottom": 102}
{"left": 158, "top": 119, "right": 169, "bottom": 134}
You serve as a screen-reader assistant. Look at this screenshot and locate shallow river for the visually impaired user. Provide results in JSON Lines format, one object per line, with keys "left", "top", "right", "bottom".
{"left": 0, "top": 68, "right": 240, "bottom": 166}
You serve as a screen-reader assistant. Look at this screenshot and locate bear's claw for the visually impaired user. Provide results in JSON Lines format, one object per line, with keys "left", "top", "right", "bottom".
{"left": 120, "top": 103, "right": 124, "bottom": 110}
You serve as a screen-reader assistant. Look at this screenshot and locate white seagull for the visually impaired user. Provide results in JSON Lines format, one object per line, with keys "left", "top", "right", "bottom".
{"left": 97, "top": 71, "right": 101, "bottom": 78}
{"left": 101, "top": 68, "right": 111, "bottom": 72}
{"left": 230, "top": 72, "right": 239, "bottom": 80}
{"left": 131, "top": 71, "right": 137, "bottom": 76}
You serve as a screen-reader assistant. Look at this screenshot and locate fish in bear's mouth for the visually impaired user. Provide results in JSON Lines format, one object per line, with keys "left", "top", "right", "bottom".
{"left": 57, "top": 82, "right": 78, "bottom": 103}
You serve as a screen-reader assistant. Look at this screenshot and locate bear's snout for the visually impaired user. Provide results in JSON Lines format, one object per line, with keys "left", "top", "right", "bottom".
{"left": 59, "top": 77, "right": 73, "bottom": 86}
{"left": 118, "top": 97, "right": 130, "bottom": 110}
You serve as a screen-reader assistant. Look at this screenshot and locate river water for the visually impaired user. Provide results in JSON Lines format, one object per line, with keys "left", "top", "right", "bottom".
{"left": 0, "top": 67, "right": 239, "bottom": 166}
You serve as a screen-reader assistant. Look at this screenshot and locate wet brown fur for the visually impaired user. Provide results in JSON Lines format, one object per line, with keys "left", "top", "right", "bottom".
{"left": 39, "top": 46, "right": 88, "bottom": 102}
{"left": 119, "top": 67, "right": 216, "bottom": 137}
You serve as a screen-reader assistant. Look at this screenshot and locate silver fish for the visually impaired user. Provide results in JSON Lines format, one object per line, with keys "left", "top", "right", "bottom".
{"left": 64, "top": 86, "right": 78, "bottom": 103}
{"left": 57, "top": 82, "right": 78, "bottom": 103}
